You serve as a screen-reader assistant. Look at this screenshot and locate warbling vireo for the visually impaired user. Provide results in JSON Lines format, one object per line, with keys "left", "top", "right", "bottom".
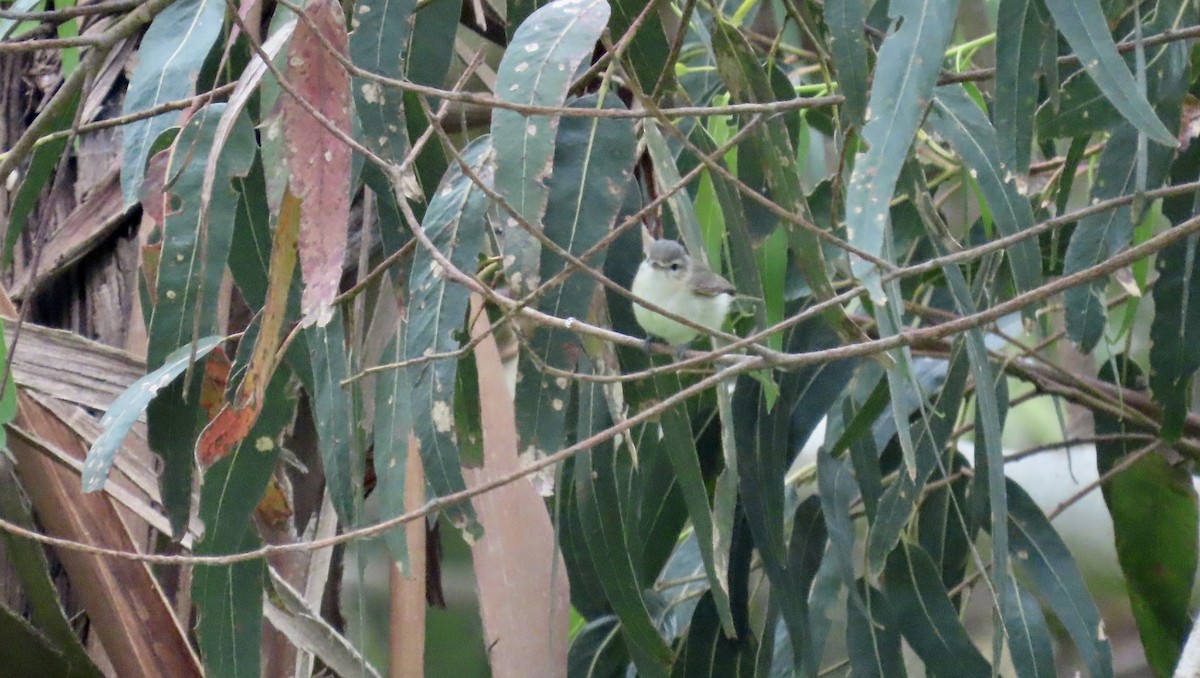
{"left": 631, "top": 239, "right": 735, "bottom": 347}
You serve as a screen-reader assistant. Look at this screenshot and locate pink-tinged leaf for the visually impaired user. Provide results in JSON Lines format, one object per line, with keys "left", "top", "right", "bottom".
{"left": 283, "top": 0, "right": 352, "bottom": 327}
{"left": 465, "top": 297, "right": 570, "bottom": 676}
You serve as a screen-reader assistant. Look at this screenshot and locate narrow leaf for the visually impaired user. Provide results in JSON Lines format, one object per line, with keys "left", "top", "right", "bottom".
{"left": 1007, "top": 479, "right": 1114, "bottom": 678}
{"left": 284, "top": 0, "right": 353, "bottom": 327}
{"left": 825, "top": 0, "right": 870, "bottom": 126}
{"left": 1094, "top": 358, "right": 1196, "bottom": 676}
{"left": 492, "top": 0, "right": 611, "bottom": 296}
{"left": 197, "top": 186, "right": 300, "bottom": 466}
{"left": 1061, "top": 4, "right": 1190, "bottom": 351}
{"left": 82, "top": 336, "right": 222, "bottom": 491}
{"left": 845, "top": 0, "right": 961, "bottom": 301}
{"left": 1042, "top": 0, "right": 1177, "bottom": 146}
{"left": 373, "top": 334, "right": 411, "bottom": 569}
{"left": 1149, "top": 234, "right": 1200, "bottom": 439}
{"left": 883, "top": 541, "right": 991, "bottom": 675}
{"left": 993, "top": 0, "right": 1046, "bottom": 174}
{"left": 574, "top": 445, "right": 673, "bottom": 677}
{"left": 845, "top": 580, "right": 906, "bottom": 678}
{"left": 119, "top": 0, "right": 224, "bottom": 204}
{"left": 1001, "top": 573, "right": 1057, "bottom": 678}
{"left": 349, "top": 0, "right": 415, "bottom": 166}
{"left": 405, "top": 136, "right": 494, "bottom": 537}
{"left": 307, "top": 307, "right": 361, "bottom": 523}
{"left": 515, "top": 93, "right": 636, "bottom": 480}
{"left": 928, "top": 85, "right": 1043, "bottom": 295}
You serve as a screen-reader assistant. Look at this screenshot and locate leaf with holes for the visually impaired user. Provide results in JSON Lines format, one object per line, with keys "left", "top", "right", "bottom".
{"left": 350, "top": 0, "right": 415, "bottom": 167}
{"left": 196, "top": 187, "right": 300, "bottom": 467}
{"left": 194, "top": 364, "right": 293, "bottom": 678}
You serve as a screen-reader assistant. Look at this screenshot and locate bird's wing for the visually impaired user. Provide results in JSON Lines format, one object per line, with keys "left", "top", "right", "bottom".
{"left": 691, "top": 269, "right": 736, "bottom": 296}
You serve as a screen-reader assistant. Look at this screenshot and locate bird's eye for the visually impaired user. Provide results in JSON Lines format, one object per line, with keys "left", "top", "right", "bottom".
{"left": 669, "top": 262, "right": 681, "bottom": 272}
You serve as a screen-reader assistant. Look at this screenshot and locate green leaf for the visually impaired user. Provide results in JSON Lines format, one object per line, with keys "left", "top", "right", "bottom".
{"left": 932, "top": 243, "right": 1012, "bottom": 629}
{"left": 993, "top": 0, "right": 1047, "bottom": 174}
{"left": 120, "top": 0, "right": 225, "bottom": 205}
{"left": 1036, "top": 8, "right": 1180, "bottom": 140}
{"left": 845, "top": 580, "right": 906, "bottom": 678}
{"left": 193, "top": 362, "right": 292, "bottom": 678}
{"left": 1006, "top": 479, "right": 1114, "bottom": 678}
{"left": 0, "top": 603, "right": 99, "bottom": 677}
{"left": 574, "top": 446, "right": 673, "bottom": 677}
{"left": 558, "top": 461, "right": 613, "bottom": 620}
{"left": 1094, "top": 357, "right": 1196, "bottom": 676}
{"left": 783, "top": 496, "right": 829, "bottom": 677}
{"left": 307, "top": 307, "right": 362, "bottom": 525}
{"left": 623, "top": 394, "right": 686, "bottom": 586}
{"left": 143, "top": 105, "right": 255, "bottom": 533}
{"left": 609, "top": 0, "right": 672, "bottom": 93}
{"left": 491, "top": 0, "right": 611, "bottom": 296}
{"left": 825, "top": 0, "right": 870, "bottom": 126}
{"left": 0, "top": 466, "right": 103, "bottom": 678}
{"left": 0, "top": 322, "right": 16, "bottom": 449}
{"left": 1041, "top": 0, "right": 1177, "bottom": 146}
{"left": 404, "top": 0, "right": 460, "bottom": 87}
{"left": 567, "top": 615, "right": 628, "bottom": 677}
{"left": 149, "top": 104, "right": 255, "bottom": 367}
{"left": 515, "top": 93, "right": 636, "bottom": 476}
{"left": 917, "top": 451, "right": 973, "bottom": 592}
{"left": 927, "top": 85, "right": 1043, "bottom": 295}
{"left": 0, "top": 0, "right": 41, "bottom": 38}
{"left": 227, "top": 158, "right": 276, "bottom": 310}
{"left": 670, "top": 592, "right": 756, "bottom": 677}
{"left": 350, "top": 0, "right": 415, "bottom": 166}
{"left": 642, "top": 120, "right": 709, "bottom": 266}
{"left": 1063, "top": 125, "right": 1184, "bottom": 350}
{"left": 816, "top": 446, "right": 864, "bottom": 612}
{"left": 1149, "top": 234, "right": 1200, "bottom": 439}
{"left": 845, "top": 0, "right": 961, "bottom": 301}
{"left": 405, "top": 136, "right": 493, "bottom": 537}
{"left": 82, "top": 336, "right": 223, "bottom": 492}
{"left": 373, "top": 334, "right": 411, "bottom": 570}
{"left": 866, "top": 344, "right": 969, "bottom": 574}
{"left": 1000, "top": 573, "right": 1057, "bottom": 678}
{"left": 650, "top": 376, "right": 734, "bottom": 635}
{"left": 734, "top": 317, "right": 852, "bottom": 675}
{"left": 883, "top": 541, "right": 991, "bottom": 676}
{"left": 710, "top": 20, "right": 840, "bottom": 311}
{"left": 1060, "top": 1, "right": 1191, "bottom": 351}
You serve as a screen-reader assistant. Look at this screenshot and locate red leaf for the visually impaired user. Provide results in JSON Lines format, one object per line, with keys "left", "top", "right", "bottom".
{"left": 282, "top": 0, "right": 352, "bottom": 327}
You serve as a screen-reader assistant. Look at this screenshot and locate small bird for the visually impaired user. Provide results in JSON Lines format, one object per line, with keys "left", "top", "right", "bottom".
{"left": 630, "top": 239, "right": 736, "bottom": 350}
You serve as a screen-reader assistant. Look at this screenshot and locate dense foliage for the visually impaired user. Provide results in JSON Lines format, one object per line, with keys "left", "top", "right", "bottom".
{"left": 2, "top": 0, "right": 1200, "bottom": 675}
